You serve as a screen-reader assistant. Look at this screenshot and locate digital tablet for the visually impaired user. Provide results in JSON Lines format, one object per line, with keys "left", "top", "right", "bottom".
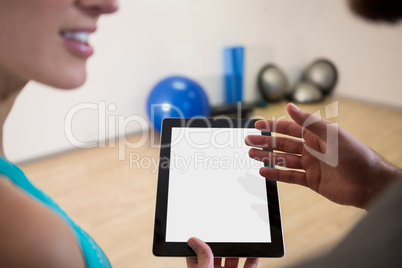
{"left": 153, "top": 118, "right": 284, "bottom": 257}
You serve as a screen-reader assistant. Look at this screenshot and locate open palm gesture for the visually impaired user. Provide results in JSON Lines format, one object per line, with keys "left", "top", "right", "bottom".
{"left": 246, "top": 103, "right": 399, "bottom": 208}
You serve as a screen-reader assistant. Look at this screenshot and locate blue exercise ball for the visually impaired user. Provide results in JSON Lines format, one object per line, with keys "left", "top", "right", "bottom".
{"left": 146, "top": 76, "right": 210, "bottom": 132}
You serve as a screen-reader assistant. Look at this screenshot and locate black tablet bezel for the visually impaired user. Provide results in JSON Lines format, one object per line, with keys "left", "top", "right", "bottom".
{"left": 153, "top": 118, "right": 284, "bottom": 257}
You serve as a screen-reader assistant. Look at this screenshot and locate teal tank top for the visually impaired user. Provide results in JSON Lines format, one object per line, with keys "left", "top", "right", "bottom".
{"left": 0, "top": 157, "right": 111, "bottom": 268}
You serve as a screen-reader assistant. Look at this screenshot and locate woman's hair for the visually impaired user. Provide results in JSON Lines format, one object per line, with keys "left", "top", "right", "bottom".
{"left": 349, "top": 0, "right": 402, "bottom": 23}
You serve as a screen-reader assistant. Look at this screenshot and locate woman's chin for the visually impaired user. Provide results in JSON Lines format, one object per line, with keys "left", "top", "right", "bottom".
{"left": 38, "top": 69, "right": 87, "bottom": 90}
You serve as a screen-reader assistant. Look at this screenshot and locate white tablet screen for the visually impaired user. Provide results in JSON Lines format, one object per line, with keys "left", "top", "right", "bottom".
{"left": 165, "top": 127, "right": 271, "bottom": 243}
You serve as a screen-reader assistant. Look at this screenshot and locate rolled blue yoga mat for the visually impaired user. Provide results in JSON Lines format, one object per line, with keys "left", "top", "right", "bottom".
{"left": 224, "top": 46, "right": 244, "bottom": 104}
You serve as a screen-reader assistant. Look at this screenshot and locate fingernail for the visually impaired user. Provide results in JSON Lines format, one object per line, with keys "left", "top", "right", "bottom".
{"left": 289, "top": 103, "right": 301, "bottom": 111}
{"left": 187, "top": 238, "right": 196, "bottom": 250}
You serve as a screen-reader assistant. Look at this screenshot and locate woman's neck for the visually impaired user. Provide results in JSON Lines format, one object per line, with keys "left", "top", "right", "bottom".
{"left": 0, "top": 66, "right": 27, "bottom": 158}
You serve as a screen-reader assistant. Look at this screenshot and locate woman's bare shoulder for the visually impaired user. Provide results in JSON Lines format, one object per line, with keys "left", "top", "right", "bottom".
{"left": 0, "top": 176, "right": 86, "bottom": 268}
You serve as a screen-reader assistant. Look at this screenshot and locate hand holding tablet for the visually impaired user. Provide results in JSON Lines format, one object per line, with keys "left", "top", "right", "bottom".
{"left": 186, "top": 237, "right": 260, "bottom": 268}
{"left": 153, "top": 118, "right": 284, "bottom": 258}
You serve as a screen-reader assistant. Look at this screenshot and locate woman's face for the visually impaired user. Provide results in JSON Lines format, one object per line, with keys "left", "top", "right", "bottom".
{"left": 0, "top": 0, "right": 118, "bottom": 89}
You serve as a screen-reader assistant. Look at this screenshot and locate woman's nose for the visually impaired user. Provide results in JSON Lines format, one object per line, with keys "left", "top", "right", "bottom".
{"left": 77, "top": 0, "right": 118, "bottom": 15}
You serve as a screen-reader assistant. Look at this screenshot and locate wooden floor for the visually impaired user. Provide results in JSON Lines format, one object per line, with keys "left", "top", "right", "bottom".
{"left": 20, "top": 97, "right": 402, "bottom": 267}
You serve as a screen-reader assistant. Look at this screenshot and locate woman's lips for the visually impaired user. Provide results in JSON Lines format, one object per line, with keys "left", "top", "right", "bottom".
{"left": 61, "top": 31, "right": 94, "bottom": 58}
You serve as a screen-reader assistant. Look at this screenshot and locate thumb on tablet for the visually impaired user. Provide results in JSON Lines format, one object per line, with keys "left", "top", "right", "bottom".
{"left": 187, "top": 237, "right": 214, "bottom": 268}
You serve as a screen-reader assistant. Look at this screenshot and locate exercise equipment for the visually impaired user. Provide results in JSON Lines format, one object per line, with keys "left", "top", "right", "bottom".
{"left": 291, "top": 81, "right": 324, "bottom": 103}
{"left": 146, "top": 76, "right": 210, "bottom": 132}
{"left": 224, "top": 46, "right": 244, "bottom": 103}
{"left": 257, "top": 64, "right": 288, "bottom": 102}
{"left": 289, "top": 58, "right": 338, "bottom": 103}
{"left": 303, "top": 59, "right": 338, "bottom": 95}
